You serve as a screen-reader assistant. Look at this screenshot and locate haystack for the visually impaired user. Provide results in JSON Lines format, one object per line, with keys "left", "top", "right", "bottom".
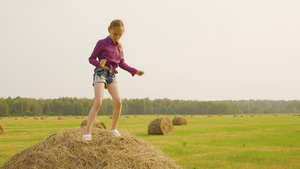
{"left": 58, "top": 117, "right": 65, "bottom": 120}
{"left": 172, "top": 117, "right": 187, "bottom": 126}
{"left": 80, "top": 119, "right": 106, "bottom": 130}
{"left": 0, "top": 123, "right": 5, "bottom": 135}
{"left": 3, "top": 128, "right": 181, "bottom": 169}
{"left": 148, "top": 117, "right": 174, "bottom": 135}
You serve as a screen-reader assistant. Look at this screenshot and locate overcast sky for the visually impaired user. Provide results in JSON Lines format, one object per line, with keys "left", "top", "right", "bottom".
{"left": 0, "top": 0, "right": 299, "bottom": 101}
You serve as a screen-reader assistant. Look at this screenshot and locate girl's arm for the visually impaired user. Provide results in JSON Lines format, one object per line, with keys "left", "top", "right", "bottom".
{"left": 118, "top": 44, "right": 144, "bottom": 76}
{"left": 119, "top": 58, "right": 138, "bottom": 76}
{"left": 89, "top": 40, "right": 103, "bottom": 68}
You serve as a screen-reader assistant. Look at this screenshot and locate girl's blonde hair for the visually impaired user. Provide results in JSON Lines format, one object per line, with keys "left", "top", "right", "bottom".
{"left": 109, "top": 19, "right": 124, "bottom": 59}
{"left": 109, "top": 19, "right": 124, "bottom": 29}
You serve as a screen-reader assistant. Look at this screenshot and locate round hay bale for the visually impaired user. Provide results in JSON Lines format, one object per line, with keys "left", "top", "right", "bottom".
{"left": 148, "top": 117, "right": 174, "bottom": 135}
{"left": 34, "top": 117, "right": 39, "bottom": 120}
{"left": 81, "top": 119, "right": 106, "bottom": 130}
{"left": 3, "top": 128, "right": 181, "bottom": 169}
{"left": 0, "top": 123, "right": 5, "bottom": 135}
{"left": 172, "top": 117, "right": 187, "bottom": 126}
{"left": 58, "top": 117, "right": 65, "bottom": 120}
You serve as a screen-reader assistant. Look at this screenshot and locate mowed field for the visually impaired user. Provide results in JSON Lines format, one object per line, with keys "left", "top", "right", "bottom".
{"left": 0, "top": 114, "right": 300, "bottom": 169}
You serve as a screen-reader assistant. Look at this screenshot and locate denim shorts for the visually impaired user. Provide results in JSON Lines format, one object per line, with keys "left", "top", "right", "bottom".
{"left": 93, "top": 68, "right": 117, "bottom": 88}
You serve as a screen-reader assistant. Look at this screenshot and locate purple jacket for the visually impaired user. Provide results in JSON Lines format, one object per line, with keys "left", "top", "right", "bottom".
{"left": 89, "top": 36, "right": 138, "bottom": 76}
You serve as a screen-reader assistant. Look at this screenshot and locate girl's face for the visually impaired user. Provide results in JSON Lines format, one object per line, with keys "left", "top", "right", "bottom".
{"left": 108, "top": 27, "right": 124, "bottom": 43}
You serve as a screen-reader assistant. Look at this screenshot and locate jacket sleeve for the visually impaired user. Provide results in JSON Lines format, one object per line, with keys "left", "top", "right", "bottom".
{"left": 119, "top": 58, "right": 138, "bottom": 76}
{"left": 89, "top": 40, "right": 103, "bottom": 67}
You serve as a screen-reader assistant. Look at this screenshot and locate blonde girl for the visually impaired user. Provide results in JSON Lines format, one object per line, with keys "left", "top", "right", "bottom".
{"left": 83, "top": 19, "right": 144, "bottom": 140}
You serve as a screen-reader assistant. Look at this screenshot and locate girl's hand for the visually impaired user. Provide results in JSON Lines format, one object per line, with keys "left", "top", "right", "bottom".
{"left": 100, "top": 59, "right": 107, "bottom": 68}
{"left": 136, "top": 70, "right": 144, "bottom": 76}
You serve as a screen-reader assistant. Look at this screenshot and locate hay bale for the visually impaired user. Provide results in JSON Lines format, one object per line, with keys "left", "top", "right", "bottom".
{"left": 172, "top": 117, "right": 187, "bottom": 126}
{"left": 34, "top": 117, "right": 39, "bottom": 120}
{"left": 81, "top": 119, "right": 106, "bottom": 130}
{"left": 58, "top": 117, "right": 65, "bottom": 120}
{"left": 3, "top": 128, "right": 181, "bottom": 169}
{"left": 148, "top": 117, "right": 174, "bottom": 135}
{"left": 0, "top": 123, "right": 5, "bottom": 135}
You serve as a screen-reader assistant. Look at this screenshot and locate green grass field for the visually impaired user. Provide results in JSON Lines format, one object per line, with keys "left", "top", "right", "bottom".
{"left": 1, "top": 114, "right": 300, "bottom": 169}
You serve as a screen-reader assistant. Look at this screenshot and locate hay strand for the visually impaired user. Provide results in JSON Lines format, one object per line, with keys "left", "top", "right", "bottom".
{"left": 80, "top": 119, "right": 106, "bottom": 130}
{"left": 3, "top": 128, "right": 181, "bottom": 169}
{"left": 58, "top": 117, "right": 65, "bottom": 120}
{"left": 0, "top": 123, "right": 5, "bottom": 135}
{"left": 172, "top": 117, "right": 187, "bottom": 126}
{"left": 148, "top": 117, "right": 174, "bottom": 135}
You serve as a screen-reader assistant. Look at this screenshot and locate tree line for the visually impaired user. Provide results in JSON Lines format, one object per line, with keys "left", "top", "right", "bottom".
{"left": 0, "top": 97, "right": 300, "bottom": 117}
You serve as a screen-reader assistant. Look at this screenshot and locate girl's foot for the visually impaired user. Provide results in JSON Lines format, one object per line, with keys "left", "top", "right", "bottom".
{"left": 82, "top": 134, "right": 92, "bottom": 141}
{"left": 109, "top": 129, "right": 122, "bottom": 137}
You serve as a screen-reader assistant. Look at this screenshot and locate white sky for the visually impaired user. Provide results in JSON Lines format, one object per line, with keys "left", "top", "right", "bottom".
{"left": 0, "top": 0, "right": 299, "bottom": 101}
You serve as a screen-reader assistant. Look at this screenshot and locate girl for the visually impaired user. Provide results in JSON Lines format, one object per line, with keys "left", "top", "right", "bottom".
{"left": 83, "top": 19, "right": 144, "bottom": 141}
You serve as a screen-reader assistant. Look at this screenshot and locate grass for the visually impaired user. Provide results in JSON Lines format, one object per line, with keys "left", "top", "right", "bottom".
{"left": 0, "top": 114, "right": 300, "bottom": 169}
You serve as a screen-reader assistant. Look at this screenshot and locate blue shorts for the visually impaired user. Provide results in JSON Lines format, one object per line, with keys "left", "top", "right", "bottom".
{"left": 93, "top": 68, "right": 117, "bottom": 88}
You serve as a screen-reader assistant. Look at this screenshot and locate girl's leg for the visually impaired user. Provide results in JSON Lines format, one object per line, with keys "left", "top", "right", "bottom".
{"left": 107, "top": 83, "right": 122, "bottom": 130}
{"left": 85, "top": 82, "right": 105, "bottom": 134}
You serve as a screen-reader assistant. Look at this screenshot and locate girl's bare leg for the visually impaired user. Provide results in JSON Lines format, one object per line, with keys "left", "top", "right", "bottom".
{"left": 85, "top": 82, "right": 105, "bottom": 134}
{"left": 107, "top": 83, "right": 122, "bottom": 130}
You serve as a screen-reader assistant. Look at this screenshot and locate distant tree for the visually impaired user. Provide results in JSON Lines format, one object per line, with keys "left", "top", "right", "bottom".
{"left": 0, "top": 98, "right": 9, "bottom": 116}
